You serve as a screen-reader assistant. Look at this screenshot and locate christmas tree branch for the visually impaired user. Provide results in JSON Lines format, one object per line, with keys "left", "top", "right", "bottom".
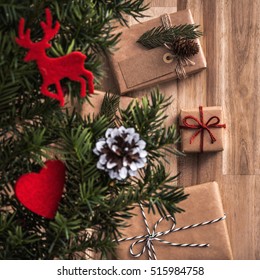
{"left": 119, "top": 88, "right": 183, "bottom": 160}
{"left": 95, "top": 0, "right": 150, "bottom": 26}
{"left": 0, "top": 1, "right": 189, "bottom": 260}
{"left": 137, "top": 24, "right": 203, "bottom": 49}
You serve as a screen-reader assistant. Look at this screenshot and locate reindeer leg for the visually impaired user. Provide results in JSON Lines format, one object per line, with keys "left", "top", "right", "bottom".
{"left": 41, "top": 83, "right": 64, "bottom": 106}
{"left": 82, "top": 70, "right": 94, "bottom": 94}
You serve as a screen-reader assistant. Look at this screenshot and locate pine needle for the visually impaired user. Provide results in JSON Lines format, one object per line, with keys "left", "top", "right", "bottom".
{"left": 137, "top": 24, "right": 203, "bottom": 49}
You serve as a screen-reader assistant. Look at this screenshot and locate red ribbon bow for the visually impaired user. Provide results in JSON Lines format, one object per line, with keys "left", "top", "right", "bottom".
{"left": 180, "top": 106, "right": 226, "bottom": 152}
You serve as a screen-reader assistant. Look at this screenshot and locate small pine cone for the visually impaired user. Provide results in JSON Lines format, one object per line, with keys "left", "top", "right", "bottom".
{"left": 93, "top": 126, "right": 147, "bottom": 180}
{"left": 166, "top": 37, "right": 199, "bottom": 58}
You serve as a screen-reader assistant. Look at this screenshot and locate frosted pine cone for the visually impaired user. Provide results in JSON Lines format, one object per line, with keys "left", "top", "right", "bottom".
{"left": 93, "top": 126, "right": 147, "bottom": 180}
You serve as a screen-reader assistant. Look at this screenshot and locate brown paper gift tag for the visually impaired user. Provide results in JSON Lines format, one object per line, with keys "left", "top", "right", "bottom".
{"left": 180, "top": 106, "right": 226, "bottom": 153}
{"left": 108, "top": 9, "right": 206, "bottom": 94}
{"left": 115, "top": 181, "right": 233, "bottom": 260}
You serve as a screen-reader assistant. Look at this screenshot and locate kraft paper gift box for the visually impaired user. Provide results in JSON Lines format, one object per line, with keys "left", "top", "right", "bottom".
{"left": 179, "top": 106, "right": 226, "bottom": 153}
{"left": 114, "top": 181, "right": 233, "bottom": 260}
{"left": 108, "top": 9, "right": 206, "bottom": 95}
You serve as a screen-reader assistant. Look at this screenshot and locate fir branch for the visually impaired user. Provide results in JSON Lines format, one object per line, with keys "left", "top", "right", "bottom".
{"left": 99, "top": 92, "right": 120, "bottom": 125}
{"left": 137, "top": 24, "right": 203, "bottom": 49}
{"left": 0, "top": 1, "right": 29, "bottom": 27}
{"left": 0, "top": 1, "right": 188, "bottom": 260}
{"left": 119, "top": 88, "right": 183, "bottom": 161}
{"left": 137, "top": 163, "right": 187, "bottom": 217}
{"left": 94, "top": 0, "right": 150, "bottom": 26}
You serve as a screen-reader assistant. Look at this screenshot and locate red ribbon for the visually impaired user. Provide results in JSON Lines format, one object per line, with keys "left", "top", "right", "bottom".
{"left": 180, "top": 106, "right": 226, "bottom": 152}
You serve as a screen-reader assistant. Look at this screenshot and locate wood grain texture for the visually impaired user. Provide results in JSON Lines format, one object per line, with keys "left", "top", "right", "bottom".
{"left": 177, "top": 17, "right": 205, "bottom": 186}
{"left": 177, "top": 0, "right": 260, "bottom": 259}
{"left": 221, "top": 175, "right": 255, "bottom": 259}
{"left": 177, "top": 0, "right": 218, "bottom": 187}
{"left": 255, "top": 176, "right": 260, "bottom": 259}
{"left": 148, "top": 0, "right": 177, "bottom": 7}
{"left": 214, "top": 0, "right": 259, "bottom": 175}
{"left": 100, "top": 0, "right": 259, "bottom": 259}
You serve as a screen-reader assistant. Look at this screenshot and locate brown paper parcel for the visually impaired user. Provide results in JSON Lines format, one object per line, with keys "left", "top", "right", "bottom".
{"left": 108, "top": 9, "right": 206, "bottom": 95}
{"left": 115, "top": 181, "right": 233, "bottom": 260}
{"left": 180, "top": 106, "right": 225, "bottom": 153}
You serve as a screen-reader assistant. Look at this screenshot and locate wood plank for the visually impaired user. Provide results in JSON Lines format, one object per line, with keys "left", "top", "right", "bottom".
{"left": 196, "top": 1, "right": 224, "bottom": 184}
{"left": 177, "top": 0, "right": 259, "bottom": 259}
{"left": 148, "top": 0, "right": 177, "bottom": 7}
{"left": 254, "top": 20, "right": 260, "bottom": 175}
{"left": 221, "top": 175, "right": 255, "bottom": 259}
{"left": 217, "top": 0, "right": 258, "bottom": 175}
{"left": 179, "top": 0, "right": 259, "bottom": 175}
{"left": 255, "top": 175, "right": 260, "bottom": 259}
{"left": 176, "top": 0, "right": 202, "bottom": 187}
{"left": 176, "top": 0, "right": 207, "bottom": 185}
{"left": 177, "top": 0, "right": 222, "bottom": 187}
{"left": 178, "top": 0, "right": 204, "bottom": 24}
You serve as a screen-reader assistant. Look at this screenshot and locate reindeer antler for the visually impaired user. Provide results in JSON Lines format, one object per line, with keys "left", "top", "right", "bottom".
{"left": 15, "top": 17, "right": 33, "bottom": 48}
{"left": 40, "top": 8, "right": 60, "bottom": 43}
{"left": 16, "top": 9, "right": 60, "bottom": 48}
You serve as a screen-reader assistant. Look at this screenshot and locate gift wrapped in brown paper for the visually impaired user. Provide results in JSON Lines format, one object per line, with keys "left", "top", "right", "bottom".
{"left": 114, "top": 181, "right": 233, "bottom": 260}
{"left": 108, "top": 9, "right": 206, "bottom": 95}
{"left": 179, "top": 106, "right": 226, "bottom": 153}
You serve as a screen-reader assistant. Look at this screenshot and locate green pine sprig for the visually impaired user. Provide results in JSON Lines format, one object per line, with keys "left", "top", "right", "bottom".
{"left": 0, "top": 89, "right": 187, "bottom": 260}
{"left": 95, "top": 0, "right": 150, "bottom": 26}
{"left": 99, "top": 92, "right": 120, "bottom": 125}
{"left": 118, "top": 88, "right": 184, "bottom": 160}
{"left": 137, "top": 24, "right": 203, "bottom": 49}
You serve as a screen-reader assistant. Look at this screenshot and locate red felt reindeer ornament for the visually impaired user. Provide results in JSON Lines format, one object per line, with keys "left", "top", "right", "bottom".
{"left": 16, "top": 8, "right": 94, "bottom": 106}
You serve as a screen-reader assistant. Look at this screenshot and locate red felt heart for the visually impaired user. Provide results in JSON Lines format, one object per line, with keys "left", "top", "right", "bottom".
{"left": 15, "top": 160, "right": 66, "bottom": 219}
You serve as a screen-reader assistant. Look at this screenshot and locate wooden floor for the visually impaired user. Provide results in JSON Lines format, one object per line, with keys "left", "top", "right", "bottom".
{"left": 101, "top": 0, "right": 260, "bottom": 260}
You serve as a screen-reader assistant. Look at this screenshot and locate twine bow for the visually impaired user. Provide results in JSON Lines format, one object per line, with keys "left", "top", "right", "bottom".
{"left": 161, "top": 14, "right": 197, "bottom": 80}
{"left": 115, "top": 204, "right": 226, "bottom": 260}
{"left": 180, "top": 106, "right": 226, "bottom": 152}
